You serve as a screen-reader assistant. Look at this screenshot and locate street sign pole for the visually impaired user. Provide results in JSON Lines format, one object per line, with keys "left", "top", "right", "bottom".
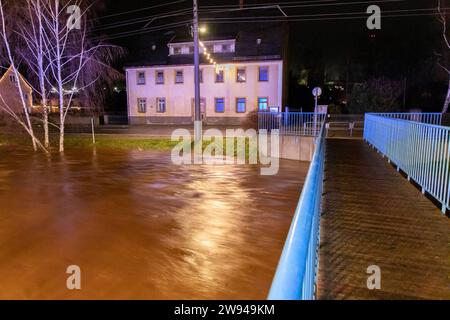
{"left": 312, "top": 87, "right": 322, "bottom": 137}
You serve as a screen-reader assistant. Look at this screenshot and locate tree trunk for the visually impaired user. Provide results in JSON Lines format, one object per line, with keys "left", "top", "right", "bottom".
{"left": 59, "top": 96, "right": 64, "bottom": 153}
{"left": 43, "top": 107, "right": 49, "bottom": 148}
{"left": 59, "top": 122, "right": 64, "bottom": 153}
{"left": 443, "top": 78, "right": 450, "bottom": 114}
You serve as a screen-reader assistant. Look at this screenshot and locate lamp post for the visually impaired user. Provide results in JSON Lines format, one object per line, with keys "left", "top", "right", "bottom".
{"left": 193, "top": 0, "right": 201, "bottom": 143}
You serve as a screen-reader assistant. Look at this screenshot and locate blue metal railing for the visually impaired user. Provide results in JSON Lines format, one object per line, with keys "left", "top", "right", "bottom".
{"left": 364, "top": 113, "right": 449, "bottom": 213}
{"left": 268, "top": 121, "right": 326, "bottom": 300}
{"left": 258, "top": 112, "right": 327, "bottom": 136}
{"left": 368, "top": 112, "right": 442, "bottom": 125}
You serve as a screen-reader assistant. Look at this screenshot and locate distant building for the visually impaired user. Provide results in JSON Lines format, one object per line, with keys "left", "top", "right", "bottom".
{"left": 125, "top": 29, "right": 285, "bottom": 125}
{"left": 0, "top": 66, "right": 33, "bottom": 114}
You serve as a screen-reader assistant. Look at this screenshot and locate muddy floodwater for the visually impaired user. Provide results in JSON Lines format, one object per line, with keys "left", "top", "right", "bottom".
{"left": 0, "top": 146, "right": 308, "bottom": 299}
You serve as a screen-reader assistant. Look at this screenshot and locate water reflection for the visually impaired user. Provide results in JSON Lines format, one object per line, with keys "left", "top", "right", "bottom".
{"left": 0, "top": 146, "right": 308, "bottom": 299}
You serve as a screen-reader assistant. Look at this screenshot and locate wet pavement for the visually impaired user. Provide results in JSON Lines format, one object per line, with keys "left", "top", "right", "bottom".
{"left": 0, "top": 146, "right": 308, "bottom": 299}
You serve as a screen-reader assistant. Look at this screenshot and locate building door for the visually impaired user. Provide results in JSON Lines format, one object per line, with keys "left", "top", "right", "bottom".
{"left": 191, "top": 98, "right": 206, "bottom": 122}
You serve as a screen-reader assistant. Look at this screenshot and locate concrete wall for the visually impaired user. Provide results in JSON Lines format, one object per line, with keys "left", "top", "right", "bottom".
{"left": 261, "top": 135, "right": 315, "bottom": 161}
{"left": 280, "top": 135, "right": 315, "bottom": 161}
{"left": 126, "top": 60, "right": 283, "bottom": 125}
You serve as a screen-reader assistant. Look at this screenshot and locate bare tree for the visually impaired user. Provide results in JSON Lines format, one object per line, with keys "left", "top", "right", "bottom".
{"left": 14, "top": 0, "right": 52, "bottom": 148}
{"left": 43, "top": 0, "right": 123, "bottom": 152}
{"left": 6, "top": 0, "right": 122, "bottom": 152}
{"left": 437, "top": 0, "right": 450, "bottom": 113}
{"left": 0, "top": 0, "right": 47, "bottom": 152}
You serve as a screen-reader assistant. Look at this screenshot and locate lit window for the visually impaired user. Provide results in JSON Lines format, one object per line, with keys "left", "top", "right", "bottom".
{"left": 175, "top": 70, "right": 184, "bottom": 84}
{"left": 155, "top": 71, "right": 164, "bottom": 84}
{"left": 181, "top": 46, "right": 190, "bottom": 54}
{"left": 236, "top": 98, "right": 246, "bottom": 113}
{"left": 215, "top": 98, "right": 225, "bottom": 113}
{"left": 137, "top": 71, "right": 146, "bottom": 85}
{"left": 236, "top": 68, "right": 246, "bottom": 82}
{"left": 258, "top": 97, "right": 268, "bottom": 111}
{"left": 137, "top": 98, "right": 147, "bottom": 113}
{"left": 156, "top": 98, "right": 166, "bottom": 113}
{"left": 215, "top": 70, "right": 224, "bottom": 83}
{"left": 259, "top": 67, "right": 269, "bottom": 82}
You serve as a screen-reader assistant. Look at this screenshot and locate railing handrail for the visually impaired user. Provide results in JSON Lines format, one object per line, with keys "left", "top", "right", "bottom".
{"left": 367, "top": 113, "right": 448, "bottom": 130}
{"left": 364, "top": 114, "right": 450, "bottom": 213}
{"left": 366, "top": 112, "right": 443, "bottom": 126}
{"left": 268, "top": 121, "right": 326, "bottom": 300}
{"left": 368, "top": 112, "right": 442, "bottom": 115}
{"left": 258, "top": 112, "right": 327, "bottom": 137}
{"left": 258, "top": 112, "right": 327, "bottom": 115}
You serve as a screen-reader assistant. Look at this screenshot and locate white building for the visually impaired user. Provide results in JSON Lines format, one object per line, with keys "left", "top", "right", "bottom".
{"left": 126, "top": 36, "right": 284, "bottom": 125}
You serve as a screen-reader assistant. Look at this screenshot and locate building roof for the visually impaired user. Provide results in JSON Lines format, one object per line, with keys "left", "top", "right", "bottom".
{"left": 126, "top": 23, "right": 285, "bottom": 68}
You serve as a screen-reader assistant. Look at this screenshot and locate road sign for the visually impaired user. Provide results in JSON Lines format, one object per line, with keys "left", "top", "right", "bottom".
{"left": 312, "top": 87, "right": 322, "bottom": 97}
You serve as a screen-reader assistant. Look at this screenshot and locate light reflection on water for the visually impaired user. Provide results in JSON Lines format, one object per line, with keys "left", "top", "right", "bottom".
{"left": 0, "top": 147, "right": 308, "bottom": 299}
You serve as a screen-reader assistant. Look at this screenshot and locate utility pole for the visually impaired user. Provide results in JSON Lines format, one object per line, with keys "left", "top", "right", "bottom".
{"left": 193, "top": 0, "right": 201, "bottom": 143}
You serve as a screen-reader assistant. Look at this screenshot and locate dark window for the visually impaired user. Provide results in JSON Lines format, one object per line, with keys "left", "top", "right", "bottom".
{"left": 236, "top": 98, "right": 246, "bottom": 113}
{"left": 259, "top": 67, "right": 269, "bottom": 82}
{"left": 215, "top": 98, "right": 225, "bottom": 113}
{"left": 174, "top": 47, "right": 182, "bottom": 55}
{"left": 137, "top": 72, "right": 146, "bottom": 85}
{"left": 258, "top": 97, "right": 268, "bottom": 111}
{"left": 236, "top": 68, "right": 246, "bottom": 82}
{"left": 175, "top": 70, "right": 184, "bottom": 84}
{"left": 156, "top": 98, "right": 166, "bottom": 113}
{"left": 199, "top": 69, "right": 203, "bottom": 83}
{"left": 137, "top": 98, "right": 147, "bottom": 113}
{"left": 155, "top": 71, "right": 164, "bottom": 84}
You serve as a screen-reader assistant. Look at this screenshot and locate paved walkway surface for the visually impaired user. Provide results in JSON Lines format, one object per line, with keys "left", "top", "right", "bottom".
{"left": 317, "top": 139, "right": 450, "bottom": 300}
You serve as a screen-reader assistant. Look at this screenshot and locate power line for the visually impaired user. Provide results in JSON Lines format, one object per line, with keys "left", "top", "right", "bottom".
{"left": 90, "top": 8, "right": 191, "bottom": 32}
{"left": 200, "top": 7, "right": 445, "bottom": 21}
{"left": 201, "top": 12, "right": 444, "bottom": 24}
{"left": 86, "top": 0, "right": 413, "bottom": 35}
{"left": 90, "top": 0, "right": 187, "bottom": 21}
{"left": 199, "top": 0, "right": 408, "bottom": 11}
{"left": 92, "top": 8, "right": 443, "bottom": 43}
{"left": 88, "top": 2, "right": 442, "bottom": 42}
{"left": 93, "top": 20, "right": 192, "bottom": 42}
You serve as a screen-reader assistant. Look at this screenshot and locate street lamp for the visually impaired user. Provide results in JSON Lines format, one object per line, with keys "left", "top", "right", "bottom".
{"left": 199, "top": 25, "right": 207, "bottom": 34}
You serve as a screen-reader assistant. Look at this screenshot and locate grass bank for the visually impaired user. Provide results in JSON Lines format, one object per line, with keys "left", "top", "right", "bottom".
{"left": 0, "top": 134, "right": 178, "bottom": 151}
{"left": 0, "top": 134, "right": 254, "bottom": 156}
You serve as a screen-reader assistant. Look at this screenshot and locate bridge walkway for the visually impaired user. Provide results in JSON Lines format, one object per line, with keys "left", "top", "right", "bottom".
{"left": 317, "top": 139, "right": 450, "bottom": 299}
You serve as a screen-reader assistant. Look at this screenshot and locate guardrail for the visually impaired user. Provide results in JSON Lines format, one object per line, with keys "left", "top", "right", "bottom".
{"left": 364, "top": 113, "right": 449, "bottom": 213}
{"left": 258, "top": 112, "right": 327, "bottom": 137}
{"left": 369, "top": 112, "right": 442, "bottom": 125}
{"left": 268, "top": 121, "right": 326, "bottom": 300}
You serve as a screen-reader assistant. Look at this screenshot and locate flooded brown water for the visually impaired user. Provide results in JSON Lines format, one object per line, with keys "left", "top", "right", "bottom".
{"left": 0, "top": 146, "right": 308, "bottom": 299}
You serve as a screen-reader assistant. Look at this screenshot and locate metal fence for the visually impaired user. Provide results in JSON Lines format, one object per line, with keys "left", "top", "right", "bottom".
{"left": 370, "top": 112, "right": 442, "bottom": 125}
{"left": 268, "top": 121, "right": 326, "bottom": 300}
{"left": 258, "top": 112, "right": 327, "bottom": 136}
{"left": 364, "top": 113, "right": 449, "bottom": 213}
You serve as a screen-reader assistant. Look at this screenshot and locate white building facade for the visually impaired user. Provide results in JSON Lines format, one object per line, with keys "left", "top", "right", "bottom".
{"left": 126, "top": 38, "right": 283, "bottom": 125}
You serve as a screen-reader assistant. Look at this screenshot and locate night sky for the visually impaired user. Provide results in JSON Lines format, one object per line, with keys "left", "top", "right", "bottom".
{"left": 96, "top": 0, "right": 447, "bottom": 111}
